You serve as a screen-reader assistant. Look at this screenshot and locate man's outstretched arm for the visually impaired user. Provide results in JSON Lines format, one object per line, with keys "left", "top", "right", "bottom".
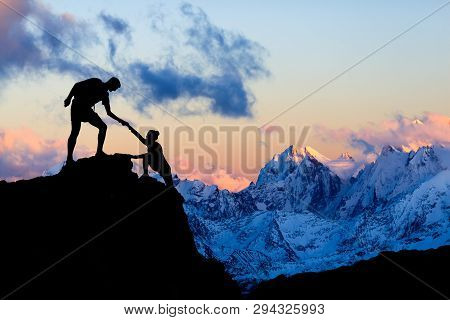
{"left": 103, "top": 100, "right": 129, "bottom": 126}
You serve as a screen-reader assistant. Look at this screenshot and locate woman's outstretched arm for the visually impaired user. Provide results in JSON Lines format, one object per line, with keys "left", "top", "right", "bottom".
{"left": 126, "top": 124, "right": 146, "bottom": 145}
{"left": 130, "top": 153, "right": 148, "bottom": 159}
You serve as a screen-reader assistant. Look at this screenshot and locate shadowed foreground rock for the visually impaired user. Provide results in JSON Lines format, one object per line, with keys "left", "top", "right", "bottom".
{"left": 0, "top": 155, "right": 240, "bottom": 299}
{"left": 249, "top": 246, "right": 450, "bottom": 299}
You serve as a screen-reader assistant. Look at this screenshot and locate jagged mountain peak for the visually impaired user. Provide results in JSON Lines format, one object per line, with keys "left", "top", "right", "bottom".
{"left": 275, "top": 145, "right": 330, "bottom": 164}
{"left": 337, "top": 144, "right": 449, "bottom": 218}
{"left": 273, "top": 145, "right": 304, "bottom": 163}
{"left": 376, "top": 145, "right": 442, "bottom": 169}
{"left": 268, "top": 146, "right": 360, "bottom": 180}
{"left": 303, "top": 146, "right": 331, "bottom": 163}
{"left": 256, "top": 145, "right": 333, "bottom": 187}
{"left": 380, "top": 145, "right": 401, "bottom": 155}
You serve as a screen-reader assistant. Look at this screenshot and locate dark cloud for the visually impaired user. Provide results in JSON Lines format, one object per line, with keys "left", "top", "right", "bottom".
{"left": 130, "top": 62, "right": 253, "bottom": 117}
{"left": 349, "top": 137, "right": 376, "bottom": 155}
{"left": 129, "top": 3, "right": 268, "bottom": 117}
{"left": 108, "top": 39, "right": 118, "bottom": 61}
{"left": 99, "top": 12, "right": 130, "bottom": 35}
{"left": 0, "top": 0, "right": 96, "bottom": 79}
{"left": 98, "top": 12, "right": 131, "bottom": 63}
{"left": 180, "top": 3, "right": 267, "bottom": 80}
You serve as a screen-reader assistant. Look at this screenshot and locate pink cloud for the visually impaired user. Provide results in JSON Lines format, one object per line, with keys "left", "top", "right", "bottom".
{"left": 182, "top": 169, "right": 251, "bottom": 192}
{"left": 132, "top": 155, "right": 251, "bottom": 192}
{"left": 0, "top": 128, "right": 66, "bottom": 181}
{"left": 315, "top": 112, "right": 450, "bottom": 157}
{"left": 0, "top": 128, "right": 91, "bottom": 181}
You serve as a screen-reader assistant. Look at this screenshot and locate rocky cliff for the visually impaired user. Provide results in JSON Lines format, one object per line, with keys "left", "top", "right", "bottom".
{"left": 0, "top": 155, "right": 240, "bottom": 299}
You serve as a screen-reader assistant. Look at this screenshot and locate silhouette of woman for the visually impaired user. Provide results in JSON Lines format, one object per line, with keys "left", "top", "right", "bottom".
{"left": 126, "top": 125, "right": 173, "bottom": 187}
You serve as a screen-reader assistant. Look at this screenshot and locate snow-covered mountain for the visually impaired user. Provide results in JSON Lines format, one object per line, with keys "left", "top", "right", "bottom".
{"left": 176, "top": 145, "right": 450, "bottom": 287}
{"left": 326, "top": 152, "right": 362, "bottom": 179}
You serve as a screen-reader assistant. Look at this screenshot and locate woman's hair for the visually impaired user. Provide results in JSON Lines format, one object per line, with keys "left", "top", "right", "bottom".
{"left": 146, "top": 130, "right": 160, "bottom": 141}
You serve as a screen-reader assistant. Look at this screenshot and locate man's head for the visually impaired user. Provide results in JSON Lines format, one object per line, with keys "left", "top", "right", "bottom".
{"left": 146, "top": 130, "right": 160, "bottom": 144}
{"left": 106, "top": 77, "right": 121, "bottom": 92}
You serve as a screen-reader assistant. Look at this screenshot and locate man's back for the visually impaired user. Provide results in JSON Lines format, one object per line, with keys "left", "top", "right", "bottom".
{"left": 72, "top": 78, "right": 109, "bottom": 107}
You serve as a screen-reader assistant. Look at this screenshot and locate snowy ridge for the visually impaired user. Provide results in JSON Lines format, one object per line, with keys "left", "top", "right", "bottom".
{"left": 177, "top": 145, "right": 450, "bottom": 286}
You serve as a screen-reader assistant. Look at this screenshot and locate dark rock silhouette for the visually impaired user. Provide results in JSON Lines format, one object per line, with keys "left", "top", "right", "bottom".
{"left": 249, "top": 246, "right": 450, "bottom": 299}
{"left": 0, "top": 154, "right": 240, "bottom": 299}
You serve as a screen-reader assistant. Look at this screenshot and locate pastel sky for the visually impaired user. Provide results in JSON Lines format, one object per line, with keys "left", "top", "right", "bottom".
{"left": 0, "top": 0, "right": 449, "bottom": 189}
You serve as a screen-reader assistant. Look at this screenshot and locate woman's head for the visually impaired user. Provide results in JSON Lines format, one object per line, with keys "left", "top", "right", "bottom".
{"left": 146, "top": 130, "right": 160, "bottom": 144}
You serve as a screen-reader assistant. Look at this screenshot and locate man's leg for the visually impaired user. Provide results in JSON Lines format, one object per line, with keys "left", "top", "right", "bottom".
{"left": 67, "top": 120, "right": 81, "bottom": 163}
{"left": 87, "top": 111, "right": 108, "bottom": 156}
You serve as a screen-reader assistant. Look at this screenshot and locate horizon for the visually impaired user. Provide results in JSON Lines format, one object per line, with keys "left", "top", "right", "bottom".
{"left": 1, "top": 0, "right": 449, "bottom": 190}
{"left": 43, "top": 140, "right": 450, "bottom": 193}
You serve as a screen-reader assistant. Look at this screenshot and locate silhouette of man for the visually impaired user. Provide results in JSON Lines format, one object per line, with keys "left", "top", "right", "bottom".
{"left": 64, "top": 77, "right": 128, "bottom": 163}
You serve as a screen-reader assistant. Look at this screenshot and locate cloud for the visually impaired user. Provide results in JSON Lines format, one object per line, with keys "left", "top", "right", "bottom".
{"left": 180, "top": 3, "right": 268, "bottom": 81}
{"left": 0, "top": 128, "right": 93, "bottom": 181}
{"left": 315, "top": 112, "right": 450, "bottom": 156}
{"left": 349, "top": 137, "right": 376, "bottom": 155}
{"left": 0, "top": 128, "right": 65, "bottom": 181}
{"left": 129, "top": 62, "right": 254, "bottom": 117}
{"left": 180, "top": 169, "right": 251, "bottom": 192}
{"left": 165, "top": 156, "right": 251, "bottom": 191}
{"left": 0, "top": 0, "right": 96, "bottom": 79}
{"left": 208, "top": 170, "right": 251, "bottom": 192}
{"left": 1, "top": 2, "right": 268, "bottom": 118}
{"left": 129, "top": 3, "right": 268, "bottom": 117}
{"left": 99, "top": 12, "right": 130, "bottom": 35}
{"left": 99, "top": 12, "right": 131, "bottom": 62}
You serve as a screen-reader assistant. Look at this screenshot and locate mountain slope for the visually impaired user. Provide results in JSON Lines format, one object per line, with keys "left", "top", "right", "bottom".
{"left": 0, "top": 155, "right": 240, "bottom": 299}
{"left": 176, "top": 145, "right": 450, "bottom": 286}
{"left": 336, "top": 145, "right": 446, "bottom": 217}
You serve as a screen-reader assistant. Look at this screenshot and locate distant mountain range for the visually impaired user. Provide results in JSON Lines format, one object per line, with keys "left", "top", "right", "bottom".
{"left": 175, "top": 144, "right": 450, "bottom": 287}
